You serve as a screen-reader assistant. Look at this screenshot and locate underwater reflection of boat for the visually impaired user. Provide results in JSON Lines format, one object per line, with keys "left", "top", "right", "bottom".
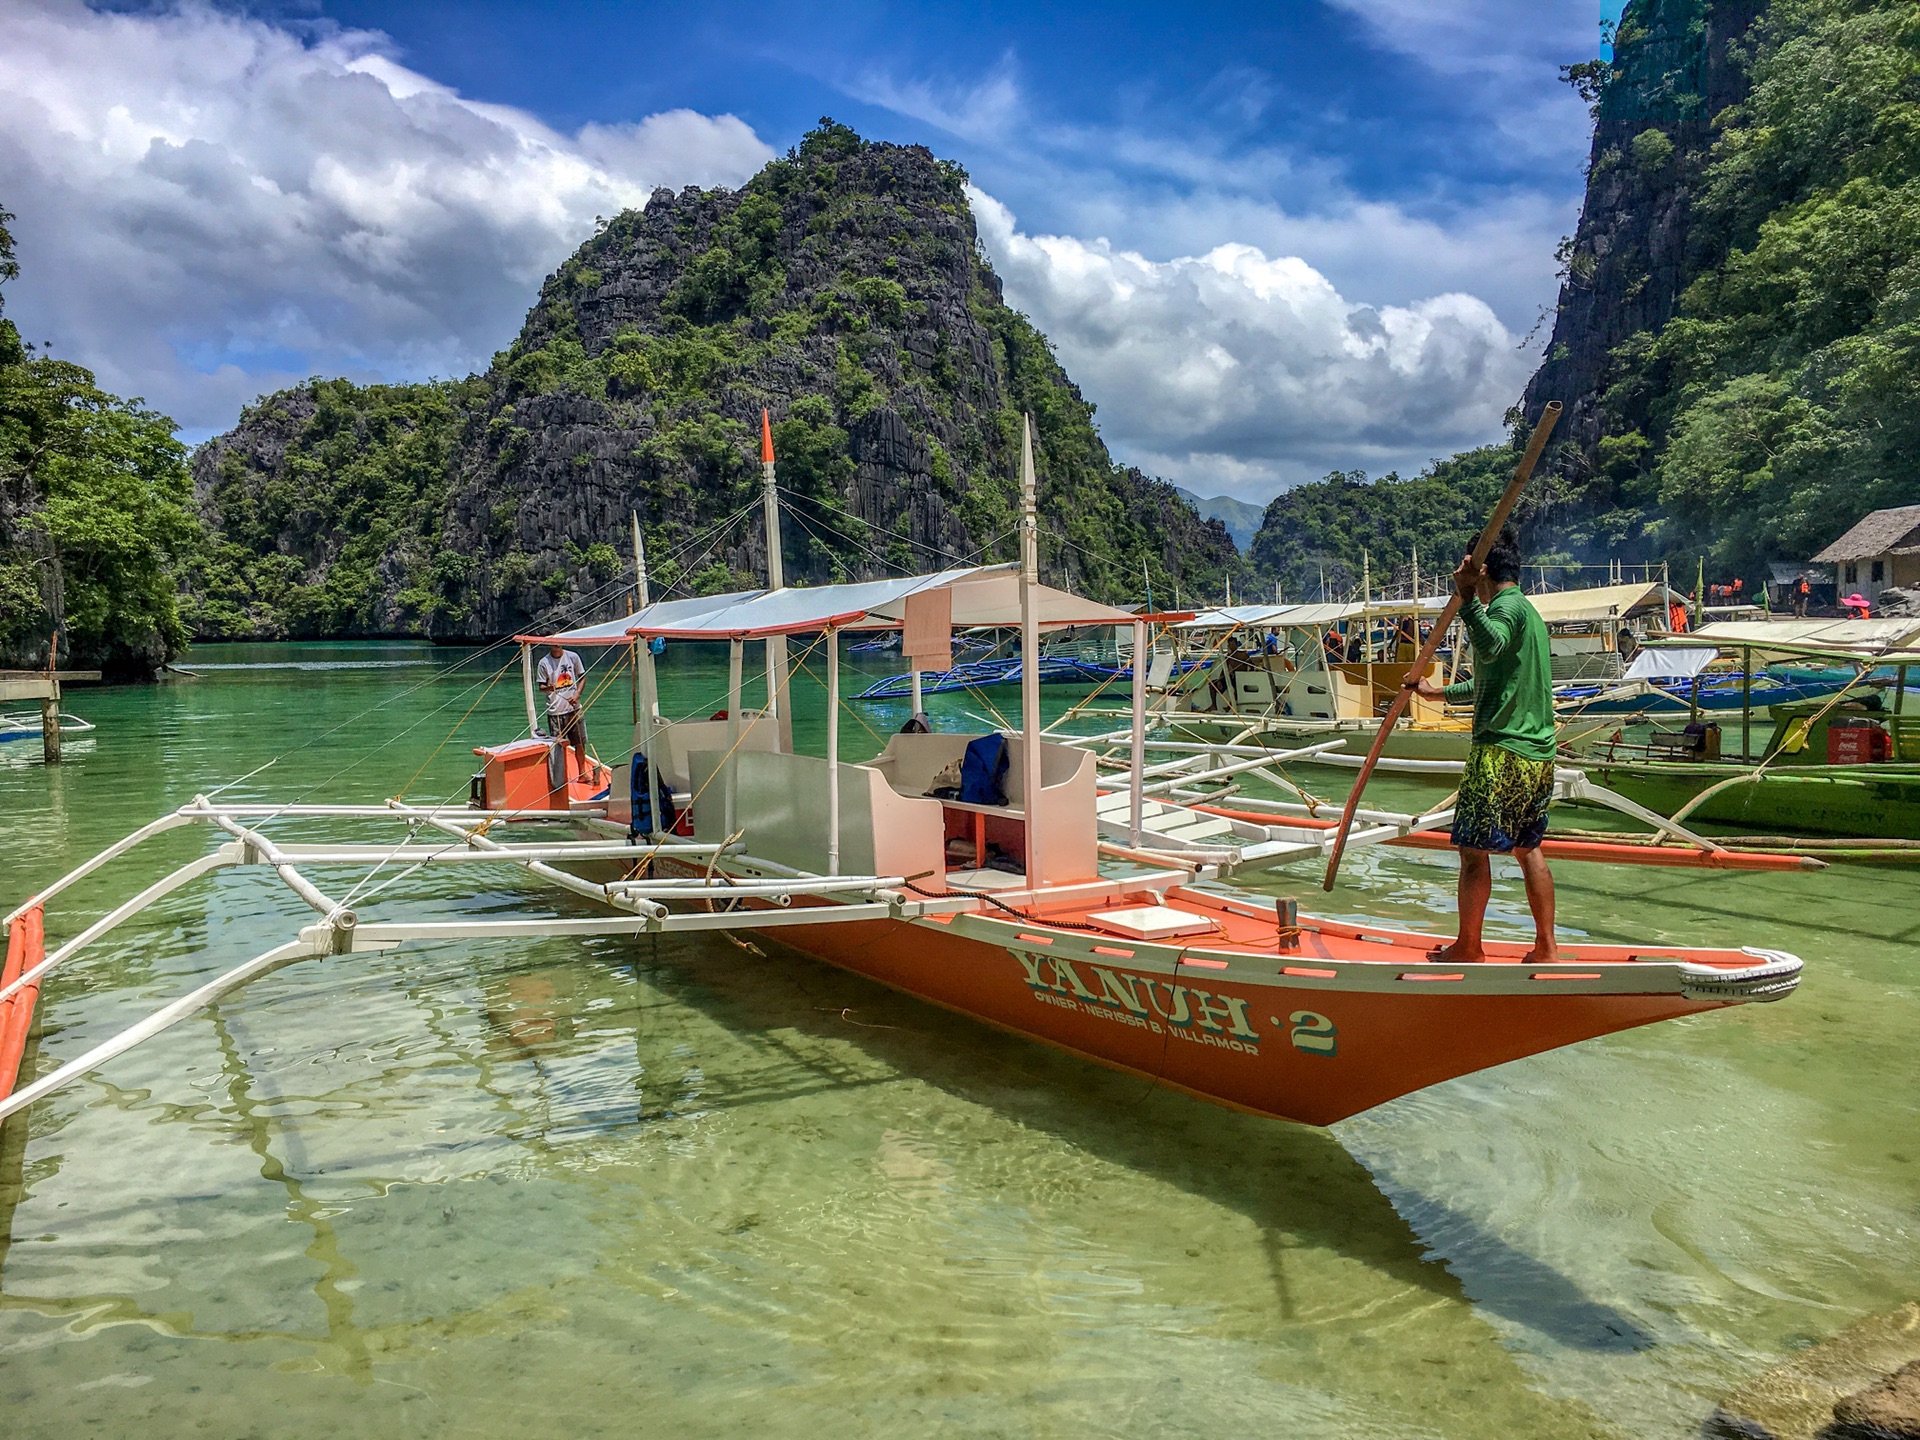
{"left": 0, "top": 917, "right": 1633, "bottom": 1438}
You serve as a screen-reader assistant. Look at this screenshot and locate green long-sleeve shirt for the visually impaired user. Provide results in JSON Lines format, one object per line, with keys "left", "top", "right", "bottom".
{"left": 1440, "top": 586, "right": 1557, "bottom": 762}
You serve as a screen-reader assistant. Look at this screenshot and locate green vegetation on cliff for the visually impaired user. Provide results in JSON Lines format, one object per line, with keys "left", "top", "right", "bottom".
{"left": 0, "top": 204, "right": 198, "bottom": 676}
{"left": 195, "top": 122, "right": 1239, "bottom": 639}
{"left": 1615, "top": 0, "right": 1920, "bottom": 572}
{"left": 189, "top": 379, "right": 478, "bottom": 638}
{"left": 1247, "top": 445, "right": 1521, "bottom": 599}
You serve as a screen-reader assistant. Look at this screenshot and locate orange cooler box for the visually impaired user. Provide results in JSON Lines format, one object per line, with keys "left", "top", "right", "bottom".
{"left": 471, "top": 738, "right": 610, "bottom": 811}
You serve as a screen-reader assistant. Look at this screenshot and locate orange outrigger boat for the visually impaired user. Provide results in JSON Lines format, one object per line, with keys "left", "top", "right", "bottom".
{"left": 0, "top": 420, "right": 1802, "bottom": 1131}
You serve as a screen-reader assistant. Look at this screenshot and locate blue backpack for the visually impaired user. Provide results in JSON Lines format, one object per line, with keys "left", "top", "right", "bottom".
{"left": 628, "top": 751, "right": 680, "bottom": 840}
{"left": 959, "top": 734, "right": 1011, "bottom": 806}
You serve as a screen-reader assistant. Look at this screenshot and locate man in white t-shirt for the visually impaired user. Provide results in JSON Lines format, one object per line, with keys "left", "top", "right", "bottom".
{"left": 536, "top": 644, "right": 590, "bottom": 772}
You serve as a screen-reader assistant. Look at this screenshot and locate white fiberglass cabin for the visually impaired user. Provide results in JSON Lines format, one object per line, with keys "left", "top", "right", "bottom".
{"left": 519, "top": 565, "right": 1166, "bottom": 894}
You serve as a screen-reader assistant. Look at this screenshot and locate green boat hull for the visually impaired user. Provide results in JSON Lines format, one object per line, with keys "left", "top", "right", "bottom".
{"left": 1576, "top": 760, "right": 1920, "bottom": 838}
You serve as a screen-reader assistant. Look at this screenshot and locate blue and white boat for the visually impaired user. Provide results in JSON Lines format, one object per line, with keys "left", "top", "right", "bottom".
{"left": 0, "top": 711, "right": 96, "bottom": 744}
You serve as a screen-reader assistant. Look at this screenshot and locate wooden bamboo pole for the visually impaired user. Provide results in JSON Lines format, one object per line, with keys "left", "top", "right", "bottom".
{"left": 1322, "top": 402, "right": 1561, "bottom": 890}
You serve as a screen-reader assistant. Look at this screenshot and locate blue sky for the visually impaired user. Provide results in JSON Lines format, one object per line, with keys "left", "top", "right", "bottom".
{"left": 6, "top": 0, "right": 1615, "bottom": 499}
{"left": 307, "top": 0, "right": 1556, "bottom": 209}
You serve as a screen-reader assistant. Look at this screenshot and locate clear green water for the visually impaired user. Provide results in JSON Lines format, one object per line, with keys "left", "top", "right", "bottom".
{"left": 1, "top": 642, "right": 1915, "bottom": 1439}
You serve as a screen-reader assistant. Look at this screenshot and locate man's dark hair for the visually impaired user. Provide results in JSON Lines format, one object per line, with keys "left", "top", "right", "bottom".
{"left": 1485, "top": 526, "right": 1523, "bottom": 586}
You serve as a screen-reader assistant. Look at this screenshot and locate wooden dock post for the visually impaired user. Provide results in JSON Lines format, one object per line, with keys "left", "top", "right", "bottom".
{"left": 41, "top": 684, "right": 60, "bottom": 765}
{"left": 1, "top": 667, "right": 97, "bottom": 765}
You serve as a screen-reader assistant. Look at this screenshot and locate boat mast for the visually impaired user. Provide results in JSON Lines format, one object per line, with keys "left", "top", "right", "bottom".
{"left": 633, "top": 510, "right": 661, "bottom": 783}
{"left": 1362, "top": 549, "right": 1373, "bottom": 700}
{"left": 520, "top": 643, "right": 539, "bottom": 737}
{"left": 1019, "top": 415, "right": 1044, "bottom": 888}
{"left": 631, "top": 510, "right": 650, "bottom": 609}
{"left": 1130, "top": 615, "right": 1147, "bottom": 848}
{"left": 761, "top": 410, "right": 793, "bottom": 750}
{"left": 630, "top": 510, "right": 646, "bottom": 723}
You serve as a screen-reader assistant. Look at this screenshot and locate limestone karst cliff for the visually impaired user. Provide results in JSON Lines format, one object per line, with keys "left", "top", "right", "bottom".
{"left": 1247, "top": 0, "right": 1920, "bottom": 588}
{"left": 189, "top": 121, "right": 1238, "bottom": 640}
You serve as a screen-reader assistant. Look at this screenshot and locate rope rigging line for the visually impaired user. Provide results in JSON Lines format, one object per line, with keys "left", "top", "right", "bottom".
{"left": 211, "top": 561, "right": 657, "bottom": 840}
{"left": 785, "top": 505, "right": 935, "bottom": 585}
{"left": 646, "top": 504, "right": 758, "bottom": 601}
{"left": 202, "top": 497, "right": 775, "bottom": 832}
{"left": 786, "top": 639, "right": 891, "bottom": 753}
{"left": 777, "top": 482, "right": 1036, "bottom": 575}
{"left": 775, "top": 483, "right": 1025, "bottom": 571}
{"left": 396, "top": 657, "right": 519, "bottom": 800}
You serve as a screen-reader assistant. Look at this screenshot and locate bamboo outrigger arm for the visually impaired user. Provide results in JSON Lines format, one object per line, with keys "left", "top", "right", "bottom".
{"left": 1062, "top": 730, "right": 1736, "bottom": 856}
{"left": 0, "top": 939, "right": 321, "bottom": 1124}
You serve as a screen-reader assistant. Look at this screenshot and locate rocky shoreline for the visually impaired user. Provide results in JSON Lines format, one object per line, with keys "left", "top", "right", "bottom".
{"left": 1707, "top": 1304, "right": 1920, "bottom": 1439}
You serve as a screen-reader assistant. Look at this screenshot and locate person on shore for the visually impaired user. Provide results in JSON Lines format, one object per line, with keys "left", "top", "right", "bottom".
{"left": 1795, "top": 574, "right": 1811, "bottom": 616}
{"left": 537, "top": 642, "right": 591, "bottom": 772}
{"left": 1407, "top": 528, "right": 1558, "bottom": 963}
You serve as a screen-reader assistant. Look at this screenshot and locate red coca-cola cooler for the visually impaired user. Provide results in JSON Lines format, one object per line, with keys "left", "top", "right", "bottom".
{"left": 1826, "top": 720, "right": 1891, "bottom": 765}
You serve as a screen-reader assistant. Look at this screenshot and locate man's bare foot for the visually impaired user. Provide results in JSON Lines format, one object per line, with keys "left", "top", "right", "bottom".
{"left": 1521, "top": 943, "right": 1561, "bottom": 963}
{"left": 1427, "top": 940, "right": 1487, "bottom": 963}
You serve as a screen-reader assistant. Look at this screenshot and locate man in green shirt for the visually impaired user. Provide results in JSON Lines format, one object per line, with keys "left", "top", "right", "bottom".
{"left": 1407, "top": 528, "right": 1559, "bottom": 962}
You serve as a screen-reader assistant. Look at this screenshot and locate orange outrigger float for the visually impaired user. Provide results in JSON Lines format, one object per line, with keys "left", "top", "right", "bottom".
{"left": 0, "top": 419, "right": 1803, "bottom": 1132}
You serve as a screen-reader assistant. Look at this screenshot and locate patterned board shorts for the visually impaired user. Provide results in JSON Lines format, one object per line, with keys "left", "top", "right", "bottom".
{"left": 1451, "top": 743, "right": 1553, "bottom": 853}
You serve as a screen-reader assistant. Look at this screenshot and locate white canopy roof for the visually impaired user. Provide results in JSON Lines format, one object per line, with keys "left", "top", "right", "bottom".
{"left": 1175, "top": 597, "right": 1450, "bottom": 632}
{"left": 1177, "top": 583, "right": 1660, "bottom": 634}
{"left": 1524, "top": 581, "right": 1663, "bottom": 624}
{"left": 1623, "top": 646, "right": 1717, "bottom": 680}
{"left": 527, "top": 565, "right": 1144, "bottom": 644}
{"left": 1647, "top": 616, "right": 1920, "bottom": 663}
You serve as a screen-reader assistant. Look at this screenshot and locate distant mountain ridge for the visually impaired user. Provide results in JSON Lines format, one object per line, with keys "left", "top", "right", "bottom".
{"left": 187, "top": 121, "right": 1239, "bottom": 640}
{"left": 1174, "top": 488, "right": 1263, "bottom": 552}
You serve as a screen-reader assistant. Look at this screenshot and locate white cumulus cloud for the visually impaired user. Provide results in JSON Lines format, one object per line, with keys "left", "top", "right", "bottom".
{"left": 971, "top": 188, "right": 1534, "bottom": 500}
{"left": 0, "top": 0, "right": 774, "bottom": 434}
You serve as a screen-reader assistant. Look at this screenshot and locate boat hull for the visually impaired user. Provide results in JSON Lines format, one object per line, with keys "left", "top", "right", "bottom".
{"left": 1577, "top": 760, "right": 1920, "bottom": 838}
{"left": 1555, "top": 679, "right": 1844, "bottom": 718}
{"left": 719, "top": 901, "right": 1733, "bottom": 1127}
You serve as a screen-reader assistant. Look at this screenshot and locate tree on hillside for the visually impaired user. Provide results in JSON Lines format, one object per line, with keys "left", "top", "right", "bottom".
{"left": 0, "top": 200, "right": 199, "bottom": 676}
{"left": 1248, "top": 444, "right": 1523, "bottom": 600}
